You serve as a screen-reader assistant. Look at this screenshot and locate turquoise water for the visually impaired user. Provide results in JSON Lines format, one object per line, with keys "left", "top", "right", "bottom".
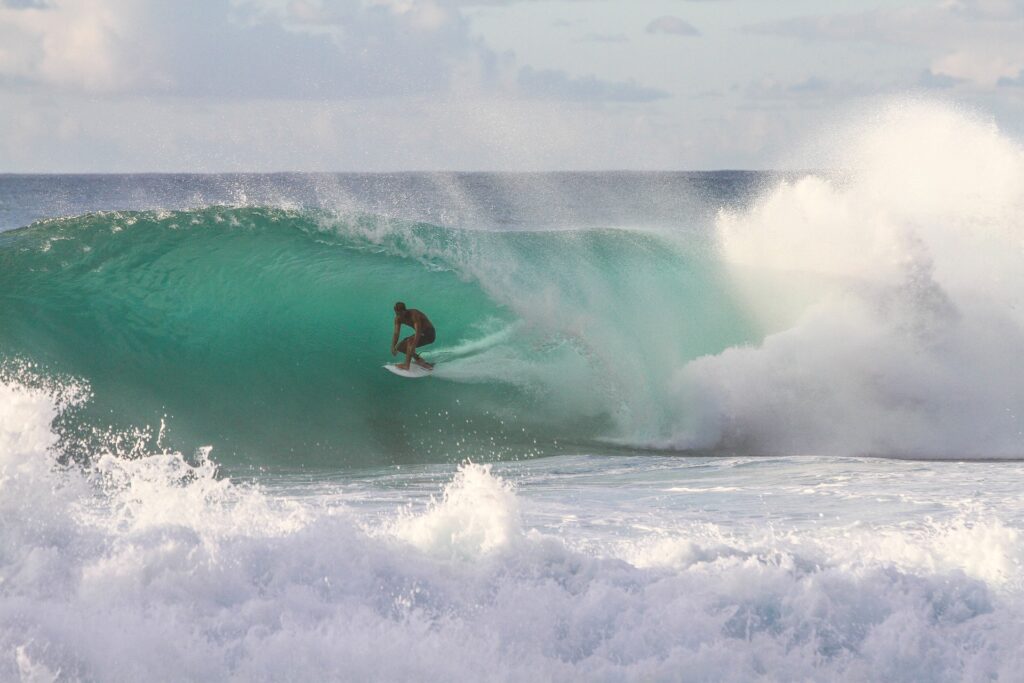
{"left": 0, "top": 205, "right": 756, "bottom": 467}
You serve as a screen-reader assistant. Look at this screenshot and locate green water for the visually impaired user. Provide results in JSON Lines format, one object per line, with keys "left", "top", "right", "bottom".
{"left": 0, "top": 207, "right": 757, "bottom": 467}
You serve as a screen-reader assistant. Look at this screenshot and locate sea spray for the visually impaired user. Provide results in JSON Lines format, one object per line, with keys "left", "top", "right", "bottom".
{"left": 388, "top": 462, "right": 521, "bottom": 560}
{"left": 675, "top": 101, "right": 1024, "bottom": 457}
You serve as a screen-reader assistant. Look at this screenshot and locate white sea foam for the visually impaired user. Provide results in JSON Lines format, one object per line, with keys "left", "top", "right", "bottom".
{"left": 2, "top": 376, "right": 1023, "bottom": 681}
{"left": 674, "top": 101, "right": 1024, "bottom": 457}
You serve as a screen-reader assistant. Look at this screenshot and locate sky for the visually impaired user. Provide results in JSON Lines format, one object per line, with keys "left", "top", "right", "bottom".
{"left": 2, "top": 0, "right": 1024, "bottom": 172}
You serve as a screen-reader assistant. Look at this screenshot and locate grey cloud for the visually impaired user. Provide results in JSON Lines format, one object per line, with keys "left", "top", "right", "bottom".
{"left": 517, "top": 66, "right": 669, "bottom": 102}
{"left": 745, "top": 3, "right": 1024, "bottom": 87}
{"left": 579, "top": 32, "right": 629, "bottom": 43}
{"left": 788, "top": 76, "right": 828, "bottom": 93}
{"left": 997, "top": 70, "right": 1024, "bottom": 86}
{"left": 947, "top": 0, "right": 1024, "bottom": 20}
{"left": 646, "top": 16, "right": 700, "bottom": 36}
{"left": 747, "top": 1, "right": 1024, "bottom": 44}
{"left": 919, "top": 70, "right": 961, "bottom": 89}
{"left": 745, "top": 12, "right": 892, "bottom": 44}
{"left": 744, "top": 76, "right": 871, "bottom": 102}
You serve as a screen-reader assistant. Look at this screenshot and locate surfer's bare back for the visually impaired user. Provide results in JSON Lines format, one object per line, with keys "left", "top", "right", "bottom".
{"left": 391, "top": 301, "right": 435, "bottom": 370}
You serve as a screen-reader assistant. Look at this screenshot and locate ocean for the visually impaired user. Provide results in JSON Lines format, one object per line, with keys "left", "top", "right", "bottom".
{"left": 2, "top": 104, "right": 1023, "bottom": 681}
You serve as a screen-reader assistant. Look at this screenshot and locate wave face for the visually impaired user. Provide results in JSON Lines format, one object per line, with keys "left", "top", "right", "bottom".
{"left": 0, "top": 207, "right": 752, "bottom": 466}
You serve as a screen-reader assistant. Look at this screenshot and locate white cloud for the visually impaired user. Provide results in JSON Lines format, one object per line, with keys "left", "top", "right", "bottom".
{"left": 0, "top": 0, "right": 664, "bottom": 104}
{"left": 4, "top": 0, "right": 1023, "bottom": 172}
{"left": 0, "top": 0, "right": 490, "bottom": 97}
{"left": 0, "top": 0, "right": 160, "bottom": 92}
{"left": 931, "top": 48, "right": 1024, "bottom": 85}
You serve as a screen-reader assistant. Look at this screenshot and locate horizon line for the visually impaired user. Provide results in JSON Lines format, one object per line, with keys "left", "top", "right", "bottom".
{"left": 0, "top": 168, "right": 811, "bottom": 177}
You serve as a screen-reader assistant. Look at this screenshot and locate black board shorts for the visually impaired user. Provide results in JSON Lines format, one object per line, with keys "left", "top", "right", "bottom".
{"left": 401, "top": 327, "right": 435, "bottom": 349}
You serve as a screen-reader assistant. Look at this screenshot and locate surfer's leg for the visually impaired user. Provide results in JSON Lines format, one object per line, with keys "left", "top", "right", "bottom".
{"left": 398, "top": 334, "right": 433, "bottom": 369}
{"left": 412, "top": 329, "right": 435, "bottom": 369}
{"left": 396, "top": 336, "right": 414, "bottom": 369}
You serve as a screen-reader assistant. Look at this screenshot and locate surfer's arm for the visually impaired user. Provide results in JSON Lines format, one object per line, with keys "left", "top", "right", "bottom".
{"left": 391, "top": 318, "right": 401, "bottom": 356}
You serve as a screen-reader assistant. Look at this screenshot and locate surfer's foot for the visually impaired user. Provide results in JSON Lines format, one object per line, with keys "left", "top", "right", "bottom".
{"left": 395, "top": 362, "right": 411, "bottom": 370}
{"left": 414, "top": 359, "right": 433, "bottom": 370}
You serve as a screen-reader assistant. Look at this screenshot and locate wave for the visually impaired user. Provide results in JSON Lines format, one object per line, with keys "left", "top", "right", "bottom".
{"left": 2, "top": 101, "right": 1022, "bottom": 462}
{"left": 673, "top": 102, "right": 1024, "bottom": 459}
{"left": 0, "top": 207, "right": 751, "bottom": 466}
{"left": 2, "top": 379, "right": 1022, "bottom": 681}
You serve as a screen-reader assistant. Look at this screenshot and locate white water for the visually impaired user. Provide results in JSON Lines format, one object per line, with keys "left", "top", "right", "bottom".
{"left": 674, "top": 101, "right": 1024, "bottom": 458}
{"left": 3, "top": 375, "right": 1024, "bottom": 681}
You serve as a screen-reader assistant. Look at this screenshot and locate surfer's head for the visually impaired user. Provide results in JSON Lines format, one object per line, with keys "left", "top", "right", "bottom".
{"left": 394, "top": 301, "right": 406, "bottom": 314}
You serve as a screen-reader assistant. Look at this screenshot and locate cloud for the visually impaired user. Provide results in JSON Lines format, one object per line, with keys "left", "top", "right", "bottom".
{"left": 517, "top": 66, "right": 669, "bottom": 102}
{"left": 0, "top": 0, "right": 665, "bottom": 104}
{"left": 919, "top": 69, "right": 962, "bottom": 89}
{"left": 579, "top": 32, "right": 628, "bottom": 43}
{"left": 787, "top": 76, "right": 829, "bottom": 93}
{"left": 645, "top": 16, "right": 700, "bottom": 36}
{"left": 997, "top": 69, "right": 1024, "bottom": 86}
{"left": 741, "top": 75, "right": 873, "bottom": 105}
{"left": 945, "top": 0, "right": 1024, "bottom": 20}
{"left": 747, "top": 1, "right": 1024, "bottom": 88}
{"left": 0, "top": 0, "right": 477, "bottom": 97}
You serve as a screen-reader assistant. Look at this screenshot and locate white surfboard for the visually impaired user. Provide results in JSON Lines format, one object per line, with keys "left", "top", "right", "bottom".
{"left": 383, "top": 363, "right": 433, "bottom": 378}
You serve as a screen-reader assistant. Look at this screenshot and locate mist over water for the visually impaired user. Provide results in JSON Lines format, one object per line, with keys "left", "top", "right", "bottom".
{"left": 2, "top": 101, "right": 1024, "bottom": 680}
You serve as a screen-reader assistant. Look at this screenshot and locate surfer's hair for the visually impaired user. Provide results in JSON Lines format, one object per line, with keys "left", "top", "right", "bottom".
{"left": 394, "top": 301, "right": 406, "bottom": 312}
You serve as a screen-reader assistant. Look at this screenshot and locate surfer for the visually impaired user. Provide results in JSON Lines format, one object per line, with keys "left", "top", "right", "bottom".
{"left": 391, "top": 301, "right": 435, "bottom": 371}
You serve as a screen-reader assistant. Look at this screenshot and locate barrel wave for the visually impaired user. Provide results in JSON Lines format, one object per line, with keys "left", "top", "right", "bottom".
{"left": 5, "top": 103, "right": 1024, "bottom": 465}
{"left": 0, "top": 207, "right": 752, "bottom": 467}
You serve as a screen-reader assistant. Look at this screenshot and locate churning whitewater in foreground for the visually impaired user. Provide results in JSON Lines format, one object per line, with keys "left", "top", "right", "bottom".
{"left": 3, "top": 374, "right": 1024, "bottom": 681}
{"left": 2, "top": 101, "right": 1024, "bottom": 680}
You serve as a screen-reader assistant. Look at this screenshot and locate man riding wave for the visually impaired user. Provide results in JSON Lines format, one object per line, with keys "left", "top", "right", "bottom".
{"left": 391, "top": 301, "right": 435, "bottom": 370}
